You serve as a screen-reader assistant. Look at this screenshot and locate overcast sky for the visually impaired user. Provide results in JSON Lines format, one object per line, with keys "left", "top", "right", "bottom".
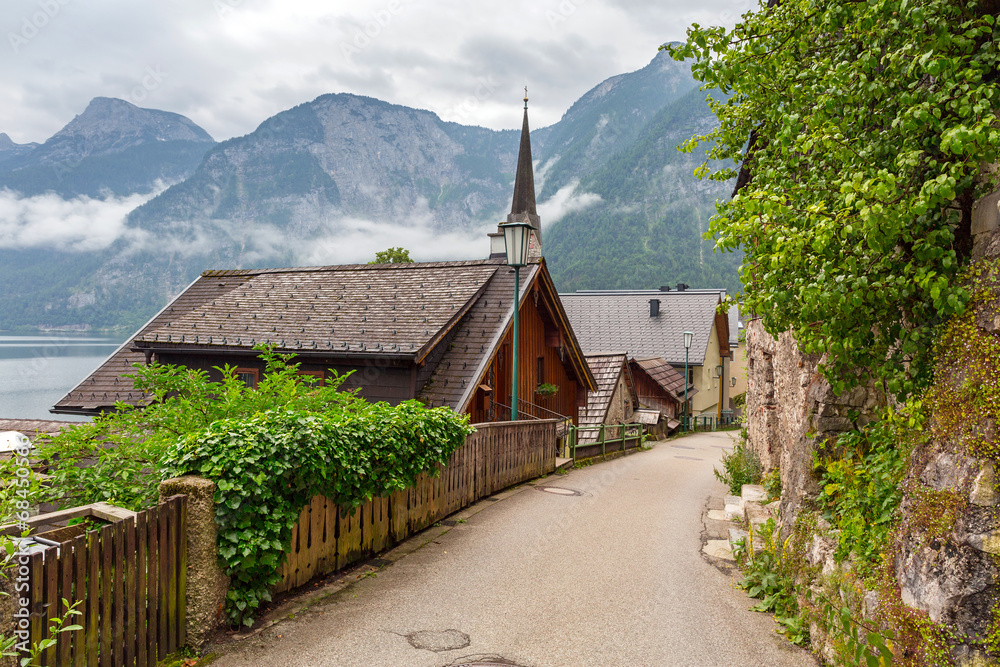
{"left": 2, "top": 0, "right": 745, "bottom": 145}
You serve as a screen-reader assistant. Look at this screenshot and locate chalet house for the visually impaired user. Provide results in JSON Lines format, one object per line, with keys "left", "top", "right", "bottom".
{"left": 560, "top": 286, "right": 732, "bottom": 421}
{"left": 577, "top": 353, "right": 637, "bottom": 444}
{"left": 52, "top": 258, "right": 593, "bottom": 423}
{"left": 53, "top": 96, "right": 596, "bottom": 425}
{"left": 628, "top": 357, "right": 688, "bottom": 437}
{"left": 577, "top": 353, "right": 691, "bottom": 442}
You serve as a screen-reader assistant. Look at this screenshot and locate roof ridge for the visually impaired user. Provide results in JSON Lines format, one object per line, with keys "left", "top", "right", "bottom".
{"left": 201, "top": 259, "right": 502, "bottom": 278}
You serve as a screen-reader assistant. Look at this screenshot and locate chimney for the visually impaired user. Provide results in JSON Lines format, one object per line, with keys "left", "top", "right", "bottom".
{"left": 676, "top": 283, "right": 688, "bottom": 292}
{"left": 649, "top": 299, "right": 660, "bottom": 317}
{"left": 659, "top": 285, "right": 671, "bottom": 292}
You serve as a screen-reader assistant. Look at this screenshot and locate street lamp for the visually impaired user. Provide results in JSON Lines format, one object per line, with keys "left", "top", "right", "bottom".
{"left": 716, "top": 364, "right": 724, "bottom": 423}
{"left": 683, "top": 331, "right": 693, "bottom": 431}
{"left": 500, "top": 218, "right": 535, "bottom": 421}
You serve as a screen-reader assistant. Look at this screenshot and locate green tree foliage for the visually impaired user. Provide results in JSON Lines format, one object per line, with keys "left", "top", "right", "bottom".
{"left": 369, "top": 247, "right": 413, "bottom": 264}
{"left": 667, "top": 0, "right": 1000, "bottom": 397}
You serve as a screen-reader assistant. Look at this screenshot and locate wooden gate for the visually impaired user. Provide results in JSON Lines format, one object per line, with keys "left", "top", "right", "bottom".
{"left": 21, "top": 495, "right": 187, "bottom": 667}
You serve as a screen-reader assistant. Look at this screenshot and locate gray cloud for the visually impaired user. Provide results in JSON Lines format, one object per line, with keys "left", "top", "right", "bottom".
{"left": 0, "top": 0, "right": 738, "bottom": 144}
{"left": 537, "top": 180, "right": 603, "bottom": 225}
{"left": 0, "top": 187, "right": 163, "bottom": 252}
{"left": 122, "top": 197, "right": 496, "bottom": 267}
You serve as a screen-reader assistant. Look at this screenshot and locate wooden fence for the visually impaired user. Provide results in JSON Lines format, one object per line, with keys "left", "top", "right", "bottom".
{"left": 20, "top": 496, "right": 187, "bottom": 667}
{"left": 568, "top": 423, "right": 644, "bottom": 461}
{"left": 274, "top": 419, "right": 556, "bottom": 593}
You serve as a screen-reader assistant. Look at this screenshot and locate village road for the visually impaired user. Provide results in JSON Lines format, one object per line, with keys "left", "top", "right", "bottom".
{"left": 210, "top": 432, "right": 817, "bottom": 667}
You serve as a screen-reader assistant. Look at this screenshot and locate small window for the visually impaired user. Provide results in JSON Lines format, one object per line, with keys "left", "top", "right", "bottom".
{"left": 537, "top": 357, "right": 545, "bottom": 385}
{"left": 298, "top": 370, "right": 325, "bottom": 385}
{"left": 688, "top": 368, "right": 694, "bottom": 384}
{"left": 235, "top": 367, "right": 259, "bottom": 389}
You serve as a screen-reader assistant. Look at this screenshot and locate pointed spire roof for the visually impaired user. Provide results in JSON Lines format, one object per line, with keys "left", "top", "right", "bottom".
{"left": 510, "top": 88, "right": 537, "bottom": 218}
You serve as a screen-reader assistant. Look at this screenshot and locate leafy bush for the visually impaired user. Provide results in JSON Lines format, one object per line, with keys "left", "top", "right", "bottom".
{"left": 164, "top": 404, "right": 472, "bottom": 626}
{"left": 36, "top": 347, "right": 362, "bottom": 510}
{"left": 714, "top": 429, "right": 764, "bottom": 495}
{"left": 35, "top": 345, "right": 475, "bottom": 627}
{"left": 814, "top": 418, "right": 910, "bottom": 578}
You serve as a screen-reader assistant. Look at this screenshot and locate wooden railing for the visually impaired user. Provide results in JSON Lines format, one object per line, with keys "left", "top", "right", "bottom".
{"left": 273, "top": 419, "right": 558, "bottom": 594}
{"left": 568, "top": 423, "right": 645, "bottom": 461}
{"left": 12, "top": 496, "right": 187, "bottom": 667}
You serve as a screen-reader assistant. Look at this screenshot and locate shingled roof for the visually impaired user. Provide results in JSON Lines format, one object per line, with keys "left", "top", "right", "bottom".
{"left": 0, "top": 419, "right": 74, "bottom": 443}
{"left": 577, "top": 353, "right": 632, "bottom": 441}
{"left": 418, "top": 264, "right": 531, "bottom": 410}
{"left": 54, "top": 258, "right": 595, "bottom": 416}
{"left": 132, "top": 261, "right": 496, "bottom": 358}
{"left": 54, "top": 261, "right": 502, "bottom": 414}
{"left": 559, "top": 291, "right": 726, "bottom": 366}
{"left": 631, "top": 357, "right": 692, "bottom": 400}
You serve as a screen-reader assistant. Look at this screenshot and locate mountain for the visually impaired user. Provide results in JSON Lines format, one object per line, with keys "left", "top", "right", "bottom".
{"left": 531, "top": 49, "right": 740, "bottom": 294}
{"left": 129, "top": 94, "right": 519, "bottom": 235}
{"left": 544, "top": 86, "right": 741, "bottom": 293}
{"left": 0, "top": 53, "right": 739, "bottom": 332}
{"left": 535, "top": 49, "right": 700, "bottom": 197}
{"left": 0, "top": 97, "right": 216, "bottom": 197}
{"left": 0, "top": 133, "right": 39, "bottom": 170}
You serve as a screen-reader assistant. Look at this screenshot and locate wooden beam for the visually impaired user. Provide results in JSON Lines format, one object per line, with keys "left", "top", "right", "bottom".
{"left": 0, "top": 502, "right": 138, "bottom": 536}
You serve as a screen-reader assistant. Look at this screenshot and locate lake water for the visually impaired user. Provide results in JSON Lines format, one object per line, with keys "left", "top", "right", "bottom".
{"left": 0, "top": 334, "right": 127, "bottom": 422}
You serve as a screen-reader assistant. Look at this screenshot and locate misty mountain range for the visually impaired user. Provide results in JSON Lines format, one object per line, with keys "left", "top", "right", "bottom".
{"left": 0, "top": 50, "right": 741, "bottom": 331}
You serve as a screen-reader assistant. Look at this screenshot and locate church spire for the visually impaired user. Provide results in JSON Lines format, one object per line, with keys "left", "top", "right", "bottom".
{"left": 487, "top": 92, "right": 543, "bottom": 260}
{"left": 510, "top": 87, "right": 538, "bottom": 220}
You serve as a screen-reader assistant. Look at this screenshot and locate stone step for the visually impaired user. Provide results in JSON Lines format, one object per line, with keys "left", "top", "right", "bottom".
{"left": 741, "top": 484, "right": 767, "bottom": 504}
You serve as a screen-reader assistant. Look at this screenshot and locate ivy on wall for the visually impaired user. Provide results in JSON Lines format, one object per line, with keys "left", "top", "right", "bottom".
{"left": 164, "top": 405, "right": 473, "bottom": 626}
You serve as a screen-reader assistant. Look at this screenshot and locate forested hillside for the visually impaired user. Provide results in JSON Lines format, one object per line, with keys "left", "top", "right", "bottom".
{"left": 545, "top": 86, "right": 740, "bottom": 294}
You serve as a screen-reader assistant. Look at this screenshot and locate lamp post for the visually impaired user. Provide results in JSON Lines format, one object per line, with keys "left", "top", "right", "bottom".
{"left": 683, "top": 331, "right": 693, "bottom": 431}
{"left": 500, "top": 218, "right": 535, "bottom": 421}
{"left": 716, "top": 363, "right": 724, "bottom": 423}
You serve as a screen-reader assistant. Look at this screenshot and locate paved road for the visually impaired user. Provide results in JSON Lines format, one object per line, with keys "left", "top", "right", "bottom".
{"left": 211, "top": 432, "right": 817, "bottom": 667}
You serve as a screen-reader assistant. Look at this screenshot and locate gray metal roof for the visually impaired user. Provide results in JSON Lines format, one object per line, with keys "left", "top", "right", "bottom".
{"left": 559, "top": 291, "right": 723, "bottom": 366}
{"left": 727, "top": 304, "right": 743, "bottom": 348}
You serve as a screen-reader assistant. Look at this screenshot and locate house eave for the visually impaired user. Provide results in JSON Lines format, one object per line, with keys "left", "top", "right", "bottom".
{"left": 130, "top": 342, "right": 418, "bottom": 365}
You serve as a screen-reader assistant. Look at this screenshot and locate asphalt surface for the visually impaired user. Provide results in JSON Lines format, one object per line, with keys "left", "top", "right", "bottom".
{"left": 210, "top": 432, "right": 818, "bottom": 667}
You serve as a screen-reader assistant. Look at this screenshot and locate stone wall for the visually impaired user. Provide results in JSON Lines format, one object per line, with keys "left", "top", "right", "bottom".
{"left": 744, "top": 322, "right": 881, "bottom": 527}
{"left": 741, "top": 201, "right": 1000, "bottom": 663}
